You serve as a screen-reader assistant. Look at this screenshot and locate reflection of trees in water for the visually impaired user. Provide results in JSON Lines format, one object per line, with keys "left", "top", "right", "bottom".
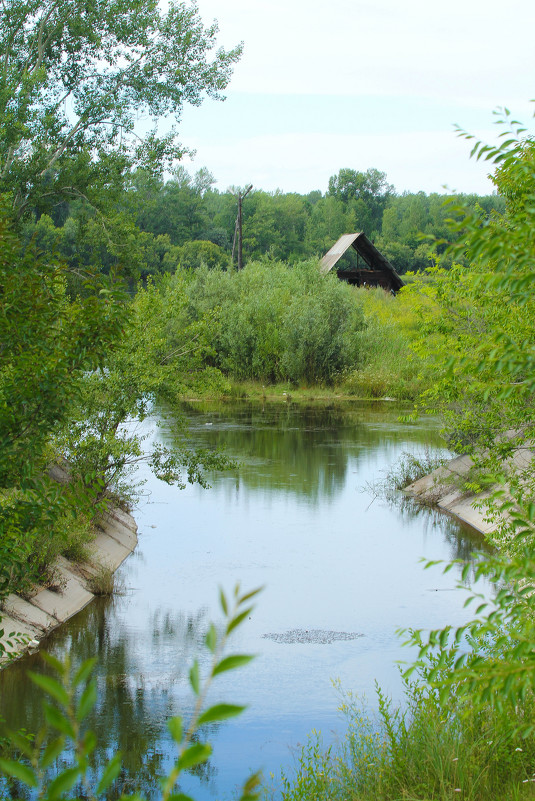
{"left": 0, "top": 402, "right": 475, "bottom": 798}
{"left": 0, "top": 600, "right": 219, "bottom": 798}
{"left": 161, "top": 401, "right": 444, "bottom": 505}
{"left": 390, "top": 494, "right": 493, "bottom": 580}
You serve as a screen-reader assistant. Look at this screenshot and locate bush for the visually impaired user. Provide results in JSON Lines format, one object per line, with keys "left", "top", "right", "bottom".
{"left": 183, "top": 259, "right": 366, "bottom": 385}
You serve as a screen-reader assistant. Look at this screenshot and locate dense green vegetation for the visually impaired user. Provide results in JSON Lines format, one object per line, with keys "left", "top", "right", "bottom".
{"left": 2, "top": 0, "right": 535, "bottom": 798}
{"left": 276, "top": 114, "right": 535, "bottom": 801}
{"left": 21, "top": 164, "right": 505, "bottom": 281}
{"left": 0, "top": 0, "right": 241, "bottom": 598}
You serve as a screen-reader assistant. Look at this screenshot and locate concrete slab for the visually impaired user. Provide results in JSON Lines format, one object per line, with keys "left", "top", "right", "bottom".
{"left": 0, "top": 504, "right": 138, "bottom": 660}
{"left": 30, "top": 573, "right": 94, "bottom": 623}
{"left": 88, "top": 532, "right": 133, "bottom": 571}
{"left": 439, "top": 495, "right": 496, "bottom": 535}
{"left": 404, "top": 442, "right": 533, "bottom": 540}
{"left": 105, "top": 506, "right": 138, "bottom": 533}
{"left": 3, "top": 594, "right": 58, "bottom": 634}
{"left": 98, "top": 513, "right": 138, "bottom": 549}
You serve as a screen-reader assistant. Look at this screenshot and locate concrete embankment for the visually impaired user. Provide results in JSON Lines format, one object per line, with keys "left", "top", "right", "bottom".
{"left": 0, "top": 504, "right": 137, "bottom": 661}
{"left": 404, "top": 446, "right": 533, "bottom": 536}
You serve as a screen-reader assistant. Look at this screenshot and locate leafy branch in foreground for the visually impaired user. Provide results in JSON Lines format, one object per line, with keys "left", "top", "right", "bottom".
{"left": 401, "top": 105, "right": 535, "bottom": 734}
{"left": 0, "top": 584, "right": 263, "bottom": 801}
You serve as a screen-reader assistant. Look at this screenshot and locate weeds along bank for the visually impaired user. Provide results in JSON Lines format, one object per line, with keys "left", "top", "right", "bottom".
{"left": 278, "top": 119, "right": 535, "bottom": 801}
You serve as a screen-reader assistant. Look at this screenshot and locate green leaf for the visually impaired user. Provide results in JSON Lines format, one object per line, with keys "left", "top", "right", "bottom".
{"left": 72, "top": 658, "right": 97, "bottom": 688}
{"left": 226, "top": 607, "right": 253, "bottom": 636}
{"left": 177, "top": 742, "right": 212, "bottom": 771}
{"left": 81, "top": 729, "right": 97, "bottom": 758}
{"left": 219, "top": 588, "right": 228, "bottom": 615}
{"left": 240, "top": 769, "right": 263, "bottom": 798}
{"left": 8, "top": 730, "right": 34, "bottom": 758}
{"left": 44, "top": 702, "right": 76, "bottom": 738}
{"left": 47, "top": 766, "right": 82, "bottom": 800}
{"left": 204, "top": 623, "right": 217, "bottom": 654}
{"left": 0, "top": 758, "right": 38, "bottom": 787}
{"left": 167, "top": 795, "right": 196, "bottom": 801}
{"left": 198, "top": 704, "right": 246, "bottom": 726}
{"left": 213, "top": 655, "right": 254, "bottom": 677}
{"left": 28, "top": 672, "right": 69, "bottom": 707}
{"left": 189, "top": 660, "right": 200, "bottom": 696}
{"left": 40, "top": 736, "right": 66, "bottom": 770}
{"left": 76, "top": 679, "right": 97, "bottom": 721}
{"left": 167, "top": 716, "right": 183, "bottom": 743}
{"left": 42, "top": 653, "right": 66, "bottom": 676}
{"left": 96, "top": 753, "right": 122, "bottom": 795}
{"left": 237, "top": 587, "right": 263, "bottom": 605}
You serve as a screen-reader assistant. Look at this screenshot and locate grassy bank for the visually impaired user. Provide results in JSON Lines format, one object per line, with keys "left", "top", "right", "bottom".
{"left": 278, "top": 670, "right": 535, "bottom": 801}
{"left": 206, "top": 379, "right": 409, "bottom": 405}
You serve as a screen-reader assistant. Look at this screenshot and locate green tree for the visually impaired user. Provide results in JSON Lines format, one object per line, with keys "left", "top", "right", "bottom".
{"left": 242, "top": 192, "right": 308, "bottom": 261}
{"left": 0, "top": 205, "right": 127, "bottom": 594}
{"left": 327, "top": 167, "right": 393, "bottom": 235}
{"left": 303, "top": 195, "right": 356, "bottom": 255}
{"left": 176, "top": 240, "right": 231, "bottom": 270}
{"left": 0, "top": 0, "right": 242, "bottom": 218}
{"left": 405, "top": 109, "right": 535, "bottom": 724}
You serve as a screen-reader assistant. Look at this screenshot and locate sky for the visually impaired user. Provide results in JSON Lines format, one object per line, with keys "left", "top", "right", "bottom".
{"left": 176, "top": 0, "right": 535, "bottom": 196}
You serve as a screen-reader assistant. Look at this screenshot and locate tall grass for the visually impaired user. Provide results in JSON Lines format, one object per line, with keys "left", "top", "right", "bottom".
{"left": 341, "top": 285, "right": 434, "bottom": 401}
{"left": 279, "top": 668, "right": 535, "bottom": 801}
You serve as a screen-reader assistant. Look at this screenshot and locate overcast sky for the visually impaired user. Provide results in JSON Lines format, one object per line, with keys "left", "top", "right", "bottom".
{"left": 177, "top": 0, "right": 534, "bottom": 196}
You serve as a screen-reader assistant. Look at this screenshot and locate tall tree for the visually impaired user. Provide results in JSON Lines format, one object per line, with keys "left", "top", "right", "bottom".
{"left": 0, "top": 0, "right": 242, "bottom": 219}
{"left": 327, "top": 167, "right": 393, "bottom": 235}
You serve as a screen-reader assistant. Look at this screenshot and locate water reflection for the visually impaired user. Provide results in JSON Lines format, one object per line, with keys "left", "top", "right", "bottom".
{"left": 0, "top": 600, "right": 218, "bottom": 798}
{"left": 161, "top": 401, "right": 442, "bottom": 505}
{"left": 0, "top": 401, "right": 491, "bottom": 800}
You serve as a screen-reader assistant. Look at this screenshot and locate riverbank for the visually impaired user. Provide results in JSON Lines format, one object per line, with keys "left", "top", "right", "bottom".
{"left": 184, "top": 380, "right": 405, "bottom": 405}
{"left": 404, "top": 444, "right": 533, "bottom": 538}
{"left": 0, "top": 490, "right": 137, "bottom": 662}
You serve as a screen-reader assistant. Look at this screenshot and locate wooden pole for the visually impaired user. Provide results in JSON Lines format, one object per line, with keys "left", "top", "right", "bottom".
{"left": 236, "top": 185, "right": 252, "bottom": 270}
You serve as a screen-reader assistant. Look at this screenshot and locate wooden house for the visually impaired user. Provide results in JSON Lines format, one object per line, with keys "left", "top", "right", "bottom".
{"left": 320, "top": 233, "right": 404, "bottom": 292}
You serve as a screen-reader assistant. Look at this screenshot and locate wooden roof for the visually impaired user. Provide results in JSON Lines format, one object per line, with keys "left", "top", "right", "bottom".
{"left": 320, "top": 232, "right": 404, "bottom": 292}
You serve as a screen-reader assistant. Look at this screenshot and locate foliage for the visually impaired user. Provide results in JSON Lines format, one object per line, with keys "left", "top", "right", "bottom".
{"left": 21, "top": 160, "right": 504, "bottom": 280}
{"left": 0, "top": 0, "right": 241, "bottom": 218}
{"left": 0, "top": 207, "right": 126, "bottom": 486}
{"left": 182, "top": 260, "right": 366, "bottom": 385}
{"left": 400, "top": 108, "right": 535, "bottom": 732}
{"left": 342, "top": 284, "right": 433, "bottom": 400}
{"left": 280, "top": 669, "right": 535, "bottom": 801}
{"left": 0, "top": 203, "right": 127, "bottom": 595}
{"left": 0, "top": 584, "right": 262, "bottom": 801}
{"left": 54, "top": 273, "right": 232, "bottom": 506}
{"left": 176, "top": 240, "right": 231, "bottom": 271}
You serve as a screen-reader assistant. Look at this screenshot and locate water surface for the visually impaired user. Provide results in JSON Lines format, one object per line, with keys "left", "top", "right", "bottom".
{"left": 0, "top": 401, "right": 487, "bottom": 798}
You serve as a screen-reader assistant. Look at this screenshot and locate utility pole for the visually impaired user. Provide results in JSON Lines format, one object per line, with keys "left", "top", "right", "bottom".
{"left": 231, "top": 185, "right": 253, "bottom": 269}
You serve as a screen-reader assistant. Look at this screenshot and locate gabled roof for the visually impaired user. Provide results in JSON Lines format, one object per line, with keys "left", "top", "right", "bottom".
{"left": 320, "top": 232, "right": 404, "bottom": 291}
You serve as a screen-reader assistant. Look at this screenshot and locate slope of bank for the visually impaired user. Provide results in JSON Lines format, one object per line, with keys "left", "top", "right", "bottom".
{"left": 0, "top": 502, "right": 137, "bottom": 662}
{"left": 404, "top": 446, "right": 533, "bottom": 536}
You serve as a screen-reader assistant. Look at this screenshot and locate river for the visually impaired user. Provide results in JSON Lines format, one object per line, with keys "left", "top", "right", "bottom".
{"left": 0, "top": 401, "right": 488, "bottom": 799}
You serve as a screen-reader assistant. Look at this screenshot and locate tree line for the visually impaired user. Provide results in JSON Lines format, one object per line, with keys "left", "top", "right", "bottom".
{"left": 21, "top": 164, "right": 505, "bottom": 283}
